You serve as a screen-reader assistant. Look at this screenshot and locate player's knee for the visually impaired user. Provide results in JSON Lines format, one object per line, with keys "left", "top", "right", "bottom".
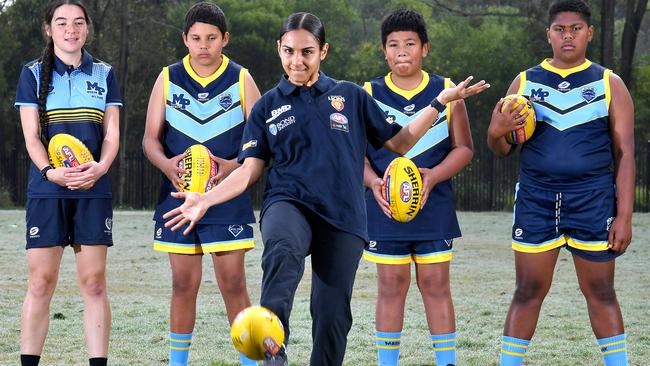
{"left": 28, "top": 274, "right": 57, "bottom": 299}
{"left": 512, "top": 280, "right": 548, "bottom": 305}
{"left": 79, "top": 274, "right": 106, "bottom": 299}
{"left": 582, "top": 283, "right": 618, "bottom": 305}
{"left": 417, "top": 276, "right": 450, "bottom": 299}
{"left": 378, "top": 273, "right": 409, "bottom": 299}
{"left": 218, "top": 272, "right": 247, "bottom": 296}
{"left": 171, "top": 275, "right": 200, "bottom": 297}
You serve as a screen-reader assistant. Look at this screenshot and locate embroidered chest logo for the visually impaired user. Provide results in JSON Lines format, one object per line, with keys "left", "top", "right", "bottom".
{"left": 219, "top": 92, "right": 233, "bottom": 110}
{"left": 86, "top": 81, "right": 105, "bottom": 98}
{"left": 530, "top": 88, "right": 549, "bottom": 102}
{"left": 581, "top": 87, "right": 597, "bottom": 103}
{"left": 328, "top": 95, "right": 345, "bottom": 111}
{"left": 330, "top": 113, "right": 349, "bottom": 132}
{"left": 197, "top": 92, "right": 210, "bottom": 102}
{"left": 172, "top": 93, "right": 191, "bottom": 110}
{"left": 557, "top": 81, "right": 571, "bottom": 91}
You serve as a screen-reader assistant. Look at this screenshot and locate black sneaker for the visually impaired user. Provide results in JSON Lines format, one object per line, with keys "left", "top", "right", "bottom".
{"left": 261, "top": 345, "right": 288, "bottom": 366}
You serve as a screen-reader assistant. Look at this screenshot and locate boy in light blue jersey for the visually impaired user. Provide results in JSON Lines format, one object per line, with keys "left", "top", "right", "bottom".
{"left": 488, "top": 1, "right": 635, "bottom": 365}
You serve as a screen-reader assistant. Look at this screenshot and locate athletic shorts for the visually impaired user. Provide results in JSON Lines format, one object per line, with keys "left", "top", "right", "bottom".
{"left": 153, "top": 221, "right": 254, "bottom": 255}
{"left": 25, "top": 198, "right": 113, "bottom": 249}
{"left": 362, "top": 239, "right": 453, "bottom": 265}
{"left": 512, "top": 183, "right": 621, "bottom": 262}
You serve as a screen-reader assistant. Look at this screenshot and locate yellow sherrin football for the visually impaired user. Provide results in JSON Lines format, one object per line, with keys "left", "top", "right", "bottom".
{"left": 177, "top": 144, "right": 218, "bottom": 193}
{"left": 48, "top": 133, "right": 94, "bottom": 168}
{"left": 383, "top": 156, "right": 423, "bottom": 223}
{"left": 501, "top": 94, "right": 536, "bottom": 144}
{"left": 230, "top": 306, "right": 285, "bottom": 361}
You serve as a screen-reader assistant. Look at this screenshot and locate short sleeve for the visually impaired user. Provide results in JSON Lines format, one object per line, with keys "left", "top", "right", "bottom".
{"left": 238, "top": 100, "right": 271, "bottom": 164}
{"left": 362, "top": 89, "right": 401, "bottom": 149}
{"left": 15, "top": 64, "right": 39, "bottom": 109}
{"left": 105, "top": 68, "right": 123, "bottom": 107}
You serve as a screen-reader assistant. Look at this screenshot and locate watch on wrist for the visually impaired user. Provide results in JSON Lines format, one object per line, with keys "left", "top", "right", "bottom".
{"left": 40, "top": 165, "right": 53, "bottom": 181}
{"left": 430, "top": 97, "right": 446, "bottom": 113}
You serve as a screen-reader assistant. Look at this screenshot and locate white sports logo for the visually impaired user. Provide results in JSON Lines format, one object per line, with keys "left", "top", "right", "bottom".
{"left": 368, "top": 240, "right": 377, "bottom": 249}
{"left": 156, "top": 228, "right": 163, "bottom": 238}
{"left": 514, "top": 228, "right": 523, "bottom": 238}
{"left": 29, "top": 227, "right": 39, "bottom": 236}
{"left": 266, "top": 104, "right": 292, "bottom": 123}
{"left": 228, "top": 225, "right": 244, "bottom": 237}
{"left": 105, "top": 218, "right": 113, "bottom": 231}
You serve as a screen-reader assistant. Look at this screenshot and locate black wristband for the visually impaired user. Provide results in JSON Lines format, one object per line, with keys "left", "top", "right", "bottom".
{"left": 430, "top": 97, "right": 446, "bottom": 113}
{"left": 40, "top": 165, "right": 53, "bottom": 181}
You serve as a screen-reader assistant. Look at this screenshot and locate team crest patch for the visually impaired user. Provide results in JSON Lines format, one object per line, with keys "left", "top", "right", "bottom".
{"left": 219, "top": 92, "right": 233, "bottom": 110}
{"left": 328, "top": 95, "right": 345, "bottom": 111}
{"left": 581, "top": 87, "right": 597, "bottom": 103}
{"left": 228, "top": 225, "right": 244, "bottom": 237}
{"left": 330, "top": 113, "right": 349, "bottom": 132}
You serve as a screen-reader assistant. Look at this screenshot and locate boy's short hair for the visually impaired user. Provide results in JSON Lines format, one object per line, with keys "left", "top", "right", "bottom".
{"left": 381, "top": 9, "right": 428, "bottom": 47}
{"left": 184, "top": 1, "right": 227, "bottom": 35}
{"left": 548, "top": 0, "right": 591, "bottom": 25}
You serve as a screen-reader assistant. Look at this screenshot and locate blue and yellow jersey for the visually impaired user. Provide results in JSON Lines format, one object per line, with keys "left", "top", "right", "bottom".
{"left": 15, "top": 50, "right": 122, "bottom": 198}
{"left": 363, "top": 71, "right": 461, "bottom": 240}
{"left": 518, "top": 59, "right": 613, "bottom": 191}
{"left": 153, "top": 55, "right": 255, "bottom": 225}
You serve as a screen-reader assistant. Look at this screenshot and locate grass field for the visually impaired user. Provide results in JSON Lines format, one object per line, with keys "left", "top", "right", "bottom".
{"left": 0, "top": 210, "right": 648, "bottom": 366}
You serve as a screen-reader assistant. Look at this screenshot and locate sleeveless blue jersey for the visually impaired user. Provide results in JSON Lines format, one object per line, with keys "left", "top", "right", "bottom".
{"left": 518, "top": 59, "right": 613, "bottom": 191}
{"left": 15, "top": 50, "right": 122, "bottom": 198}
{"left": 364, "top": 71, "right": 461, "bottom": 240}
{"left": 153, "top": 55, "right": 254, "bottom": 224}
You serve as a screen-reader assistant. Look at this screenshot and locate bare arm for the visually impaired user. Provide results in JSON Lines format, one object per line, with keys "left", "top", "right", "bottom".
{"left": 163, "top": 157, "right": 266, "bottom": 234}
{"left": 487, "top": 75, "right": 523, "bottom": 157}
{"left": 384, "top": 76, "right": 489, "bottom": 155}
{"left": 607, "top": 72, "right": 635, "bottom": 253}
{"left": 420, "top": 99, "right": 474, "bottom": 207}
{"left": 142, "top": 71, "right": 186, "bottom": 191}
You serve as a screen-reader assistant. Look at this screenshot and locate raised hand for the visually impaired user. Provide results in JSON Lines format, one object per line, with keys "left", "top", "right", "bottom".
{"left": 162, "top": 191, "right": 207, "bottom": 235}
{"left": 437, "top": 76, "right": 490, "bottom": 104}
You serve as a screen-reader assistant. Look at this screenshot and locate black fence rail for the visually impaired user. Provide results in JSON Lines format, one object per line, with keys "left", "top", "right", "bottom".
{"left": 2, "top": 142, "right": 649, "bottom": 212}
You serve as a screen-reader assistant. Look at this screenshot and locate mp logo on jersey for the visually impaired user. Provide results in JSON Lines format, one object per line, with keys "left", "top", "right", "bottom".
{"left": 219, "top": 92, "right": 233, "bottom": 110}
{"left": 530, "top": 88, "right": 549, "bottom": 102}
{"left": 86, "top": 81, "right": 106, "bottom": 97}
{"left": 172, "top": 94, "right": 191, "bottom": 110}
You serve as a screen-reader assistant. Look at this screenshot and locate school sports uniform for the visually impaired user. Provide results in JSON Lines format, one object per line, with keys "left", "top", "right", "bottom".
{"left": 15, "top": 50, "right": 122, "bottom": 248}
{"left": 152, "top": 55, "right": 255, "bottom": 254}
{"left": 362, "top": 71, "right": 460, "bottom": 265}
{"left": 239, "top": 72, "right": 401, "bottom": 365}
{"left": 513, "top": 59, "right": 617, "bottom": 261}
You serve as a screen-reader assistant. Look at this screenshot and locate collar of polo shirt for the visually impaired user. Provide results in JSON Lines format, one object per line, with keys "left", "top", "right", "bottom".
{"left": 53, "top": 49, "right": 94, "bottom": 76}
{"left": 278, "top": 71, "right": 336, "bottom": 96}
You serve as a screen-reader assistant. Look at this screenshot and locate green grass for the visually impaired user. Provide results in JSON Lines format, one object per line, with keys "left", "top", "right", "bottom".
{"left": 0, "top": 211, "right": 649, "bottom": 365}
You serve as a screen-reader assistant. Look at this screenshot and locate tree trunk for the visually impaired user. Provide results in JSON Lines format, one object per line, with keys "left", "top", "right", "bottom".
{"left": 600, "top": 0, "right": 615, "bottom": 68}
{"left": 620, "top": 0, "right": 648, "bottom": 85}
{"left": 117, "top": 0, "right": 129, "bottom": 206}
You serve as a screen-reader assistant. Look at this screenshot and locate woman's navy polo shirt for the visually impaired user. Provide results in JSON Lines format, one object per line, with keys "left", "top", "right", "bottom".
{"left": 239, "top": 72, "right": 401, "bottom": 241}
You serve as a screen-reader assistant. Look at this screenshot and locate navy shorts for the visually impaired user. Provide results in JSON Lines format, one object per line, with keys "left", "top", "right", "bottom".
{"left": 363, "top": 239, "right": 453, "bottom": 264}
{"left": 26, "top": 198, "right": 113, "bottom": 249}
{"left": 512, "top": 183, "right": 621, "bottom": 262}
{"left": 153, "top": 221, "right": 254, "bottom": 255}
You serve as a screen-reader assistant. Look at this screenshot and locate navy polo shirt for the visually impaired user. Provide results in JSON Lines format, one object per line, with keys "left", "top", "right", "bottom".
{"left": 15, "top": 50, "right": 122, "bottom": 198}
{"left": 239, "top": 72, "right": 401, "bottom": 240}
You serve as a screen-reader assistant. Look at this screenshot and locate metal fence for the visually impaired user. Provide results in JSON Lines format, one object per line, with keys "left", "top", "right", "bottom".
{"left": 1, "top": 142, "right": 649, "bottom": 212}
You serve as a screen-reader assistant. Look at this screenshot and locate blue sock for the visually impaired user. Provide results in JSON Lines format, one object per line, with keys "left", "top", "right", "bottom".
{"left": 431, "top": 332, "right": 457, "bottom": 365}
{"left": 376, "top": 330, "right": 401, "bottom": 366}
{"left": 240, "top": 353, "right": 257, "bottom": 365}
{"left": 169, "top": 332, "right": 192, "bottom": 366}
{"left": 598, "top": 333, "right": 628, "bottom": 366}
{"left": 500, "top": 336, "right": 530, "bottom": 366}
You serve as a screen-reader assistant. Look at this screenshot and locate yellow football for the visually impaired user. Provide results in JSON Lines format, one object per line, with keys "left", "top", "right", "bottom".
{"left": 48, "top": 133, "right": 94, "bottom": 168}
{"left": 501, "top": 94, "right": 536, "bottom": 144}
{"left": 230, "top": 306, "right": 285, "bottom": 361}
{"left": 383, "top": 156, "right": 422, "bottom": 223}
{"left": 178, "top": 144, "right": 218, "bottom": 193}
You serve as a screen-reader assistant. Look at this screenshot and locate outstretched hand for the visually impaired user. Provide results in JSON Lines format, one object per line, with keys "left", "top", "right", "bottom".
{"left": 162, "top": 191, "right": 207, "bottom": 235}
{"left": 438, "top": 76, "right": 490, "bottom": 104}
